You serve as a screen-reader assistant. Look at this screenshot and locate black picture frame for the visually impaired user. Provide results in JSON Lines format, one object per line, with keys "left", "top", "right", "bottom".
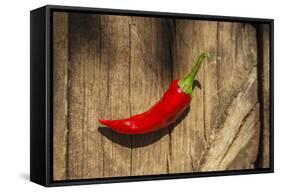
{"left": 30, "top": 4, "right": 274, "bottom": 187}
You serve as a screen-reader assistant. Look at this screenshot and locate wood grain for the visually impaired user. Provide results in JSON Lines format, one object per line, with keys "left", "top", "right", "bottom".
{"left": 204, "top": 22, "right": 260, "bottom": 170}
{"left": 67, "top": 13, "right": 104, "bottom": 179}
{"left": 100, "top": 15, "right": 132, "bottom": 177}
{"left": 52, "top": 12, "right": 271, "bottom": 180}
{"left": 53, "top": 12, "right": 68, "bottom": 181}
{"left": 168, "top": 20, "right": 218, "bottom": 173}
{"left": 130, "top": 17, "right": 171, "bottom": 175}
{"left": 260, "top": 24, "right": 270, "bottom": 168}
{"left": 199, "top": 69, "right": 259, "bottom": 171}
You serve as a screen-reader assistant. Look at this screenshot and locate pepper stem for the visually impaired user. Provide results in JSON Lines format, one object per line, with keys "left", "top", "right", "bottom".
{"left": 178, "top": 52, "right": 210, "bottom": 95}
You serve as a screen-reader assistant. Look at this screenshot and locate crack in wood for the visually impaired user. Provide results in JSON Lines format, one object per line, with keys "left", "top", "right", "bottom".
{"left": 199, "top": 68, "right": 258, "bottom": 171}
{"left": 217, "top": 102, "right": 258, "bottom": 168}
{"left": 65, "top": 14, "right": 72, "bottom": 179}
{"left": 129, "top": 18, "right": 133, "bottom": 176}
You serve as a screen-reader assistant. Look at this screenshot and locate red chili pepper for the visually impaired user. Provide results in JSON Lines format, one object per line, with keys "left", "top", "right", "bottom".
{"left": 99, "top": 52, "right": 209, "bottom": 134}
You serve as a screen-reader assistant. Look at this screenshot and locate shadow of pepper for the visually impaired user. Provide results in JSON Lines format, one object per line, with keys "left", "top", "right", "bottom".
{"left": 193, "top": 80, "right": 201, "bottom": 90}
{"left": 98, "top": 107, "right": 190, "bottom": 148}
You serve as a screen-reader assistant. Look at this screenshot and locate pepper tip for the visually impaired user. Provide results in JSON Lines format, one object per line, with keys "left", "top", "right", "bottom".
{"left": 99, "top": 119, "right": 109, "bottom": 125}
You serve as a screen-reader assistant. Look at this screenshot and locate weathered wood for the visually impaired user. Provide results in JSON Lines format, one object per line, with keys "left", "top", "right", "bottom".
{"left": 206, "top": 22, "right": 259, "bottom": 170}
{"left": 130, "top": 17, "right": 171, "bottom": 175}
{"left": 216, "top": 22, "right": 258, "bottom": 126}
{"left": 260, "top": 24, "right": 270, "bottom": 168}
{"left": 53, "top": 12, "right": 68, "bottom": 181}
{"left": 227, "top": 114, "right": 260, "bottom": 170}
{"left": 100, "top": 15, "right": 132, "bottom": 177}
{"left": 169, "top": 21, "right": 259, "bottom": 173}
{"left": 169, "top": 20, "right": 218, "bottom": 173}
{"left": 52, "top": 13, "right": 268, "bottom": 180}
{"left": 67, "top": 13, "right": 104, "bottom": 179}
{"left": 199, "top": 69, "right": 259, "bottom": 171}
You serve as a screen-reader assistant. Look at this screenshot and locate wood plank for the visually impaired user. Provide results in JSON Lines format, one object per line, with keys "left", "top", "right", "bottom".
{"left": 216, "top": 22, "right": 258, "bottom": 125}
{"left": 169, "top": 20, "right": 218, "bottom": 173}
{"left": 199, "top": 22, "right": 259, "bottom": 170}
{"left": 130, "top": 17, "right": 171, "bottom": 175}
{"left": 99, "top": 15, "right": 132, "bottom": 177}
{"left": 81, "top": 14, "right": 105, "bottom": 179}
{"left": 53, "top": 12, "right": 68, "bottom": 181}
{"left": 170, "top": 21, "right": 259, "bottom": 173}
{"left": 199, "top": 69, "right": 258, "bottom": 171}
{"left": 227, "top": 110, "right": 260, "bottom": 170}
{"left": 260, "top": 24, "right": 270, "bottom": 168}
{"left": 216, "top": 22, "right": 259, "bottom": 169}
{"left": 67, "top": 13, "right": 104, "bottom": 179}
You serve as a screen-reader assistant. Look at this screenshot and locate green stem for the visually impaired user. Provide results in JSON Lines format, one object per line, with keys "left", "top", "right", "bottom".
{"left": 178, "top": 52, "right": 210, "bottom": 95}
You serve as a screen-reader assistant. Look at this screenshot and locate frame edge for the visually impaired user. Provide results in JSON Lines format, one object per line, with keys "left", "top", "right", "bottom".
{"left": 30, "top": 6, "right": 48, "bottom": 186}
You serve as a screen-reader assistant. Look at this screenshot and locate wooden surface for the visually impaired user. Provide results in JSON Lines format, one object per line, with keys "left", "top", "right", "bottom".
{"left": 259, "top": 24, "right": 270, "bottom": 168}
{"left": 53, "top": 12, "right": 68, "bottom": 180}
{"left": 53, "top": 12, "right": 271, "bottom": 180}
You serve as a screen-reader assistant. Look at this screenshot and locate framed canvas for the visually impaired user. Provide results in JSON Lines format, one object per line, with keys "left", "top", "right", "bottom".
{"left": 30, "top": 5, "right": 274, "bottom": 187}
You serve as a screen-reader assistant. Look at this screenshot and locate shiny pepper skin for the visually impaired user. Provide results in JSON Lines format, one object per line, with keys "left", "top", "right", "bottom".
{"left": 99, "top": 52, "right": 209, "bottom": 134}
{"left": 99, "top": 80, "right": 191, "bottom": 134}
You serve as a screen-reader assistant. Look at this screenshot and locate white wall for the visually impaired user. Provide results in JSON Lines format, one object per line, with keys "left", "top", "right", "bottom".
{"left": 0, "top": 0, "right": 279, "bottom": 191}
